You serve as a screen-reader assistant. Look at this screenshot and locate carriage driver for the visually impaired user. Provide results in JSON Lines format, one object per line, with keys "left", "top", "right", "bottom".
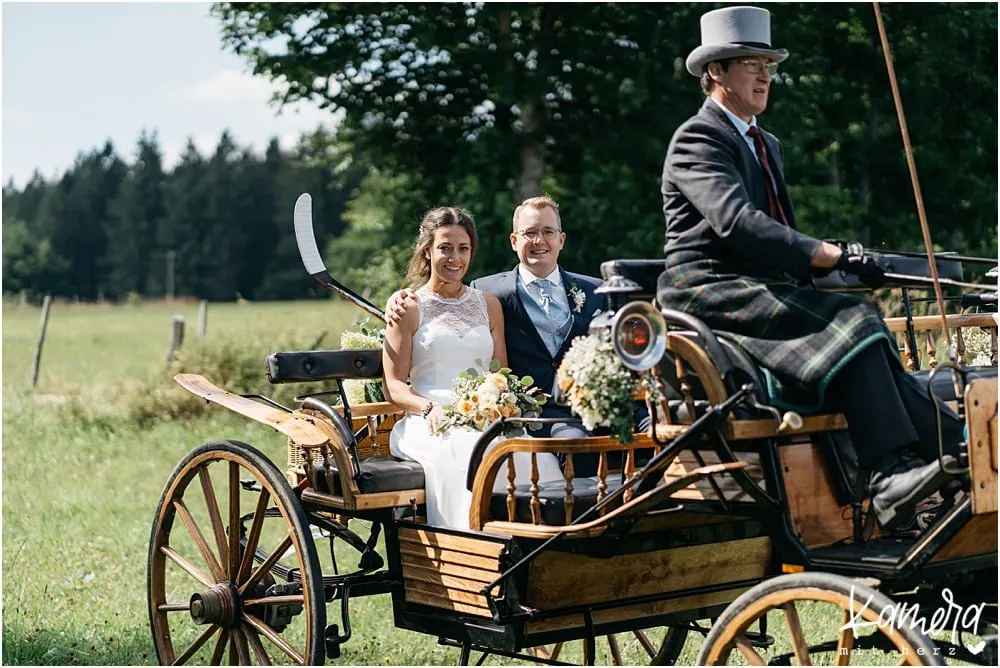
{"left": 656, "top": 6, "right": 965, "bottom": 531}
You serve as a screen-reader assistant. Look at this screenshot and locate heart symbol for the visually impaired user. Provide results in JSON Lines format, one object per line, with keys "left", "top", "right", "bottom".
{"left": 966, "top": 640, "right": 986, "bottom": 655}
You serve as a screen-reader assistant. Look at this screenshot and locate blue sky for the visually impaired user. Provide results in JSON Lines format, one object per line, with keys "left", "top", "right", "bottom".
{"left": 2, "top": 2, "right": 333, "bottom": 189}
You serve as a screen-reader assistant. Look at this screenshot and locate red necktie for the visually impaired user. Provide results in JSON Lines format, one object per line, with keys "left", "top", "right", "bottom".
{"left": 746, "top": 126, "right": 789, "bottom": 226}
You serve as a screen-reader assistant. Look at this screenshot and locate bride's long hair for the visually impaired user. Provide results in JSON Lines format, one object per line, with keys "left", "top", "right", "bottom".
{"left": 404, "top": 207, "right": 478, "bottom": 288}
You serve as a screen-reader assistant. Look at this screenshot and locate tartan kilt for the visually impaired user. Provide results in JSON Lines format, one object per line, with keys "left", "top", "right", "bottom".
{"left": 657, "top": 259, "right": 895, "bottom": 411}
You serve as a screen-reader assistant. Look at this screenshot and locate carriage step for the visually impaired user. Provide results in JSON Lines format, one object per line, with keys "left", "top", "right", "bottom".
{"left": 325, "top": 624, "right": 342, "bottom": 659}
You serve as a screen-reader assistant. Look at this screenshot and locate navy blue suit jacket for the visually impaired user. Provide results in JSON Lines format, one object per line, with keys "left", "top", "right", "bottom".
{"left": 471, "top": 265, "right": 603, "bottom": 401}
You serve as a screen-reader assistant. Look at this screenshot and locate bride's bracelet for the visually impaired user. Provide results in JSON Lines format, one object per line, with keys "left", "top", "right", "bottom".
{"left": 420, "top": 402, "right": 435, "bottom": 418}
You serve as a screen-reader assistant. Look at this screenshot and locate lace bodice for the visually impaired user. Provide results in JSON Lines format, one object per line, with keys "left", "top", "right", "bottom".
{"left": 409, "top": 286, "right": 493, "bottom": 403}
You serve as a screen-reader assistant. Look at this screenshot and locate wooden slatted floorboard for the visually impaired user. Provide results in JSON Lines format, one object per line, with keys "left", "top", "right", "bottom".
{"left": 398, "top": 527, "right": 504, "bottom": 618}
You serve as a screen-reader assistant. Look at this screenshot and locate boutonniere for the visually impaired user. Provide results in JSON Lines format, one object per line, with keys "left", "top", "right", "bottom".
{"left": 567, "top": 283, "right": 587, "bottom": 314}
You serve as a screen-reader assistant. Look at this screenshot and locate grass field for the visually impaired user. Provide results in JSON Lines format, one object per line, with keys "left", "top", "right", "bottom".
{"left": 1, "top": 299, "right": 992, "bottom": 666}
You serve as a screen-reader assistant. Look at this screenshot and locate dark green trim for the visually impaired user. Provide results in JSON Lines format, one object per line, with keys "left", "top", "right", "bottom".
{"left": 764, "top": 332, "right": 894, "bottom": 413}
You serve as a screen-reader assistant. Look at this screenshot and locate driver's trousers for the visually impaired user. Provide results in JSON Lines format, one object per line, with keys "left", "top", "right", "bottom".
{"left": 825, "top": 343, "right": 964, "bottom": 469}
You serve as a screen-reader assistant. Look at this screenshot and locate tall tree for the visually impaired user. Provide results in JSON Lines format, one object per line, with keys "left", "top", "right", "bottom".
{"left": 1, "top": 219, "right": 70, "bottom": 299}
{"left": 34, "top": 141, "right": 126, "bottom": 299}
{"left": 232, "top": 138, "right": 283, "bottom": 299}
{"left": 214, "top": 2, "right": 996, "bottom": 277}
{"left": 158, "top": 139, "right": 210, "bottom": 298}
{"left": 214, "top": 4, "right": 698, "bottom": 202}
{"left": 104, "top": 131, "right": 167, "bottom": 297}
{"left": 2, "top": 171, "right": 50, "bottom": 228}
{"left": 200, "top": 130, "right": 243, "bottom": 300}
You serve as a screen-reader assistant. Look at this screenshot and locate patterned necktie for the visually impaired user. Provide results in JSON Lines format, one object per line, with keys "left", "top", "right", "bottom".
{"left": 531, "top": 278, "right": 570, "bottom": 356}
{"left": 534, "top": 278, "right": 554, "bottom": 315}
{"left": 745, "top": 126, "right": 789, "bottom": 226}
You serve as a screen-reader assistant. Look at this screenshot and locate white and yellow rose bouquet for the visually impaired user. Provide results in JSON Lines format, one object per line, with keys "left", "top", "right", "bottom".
{"left": 438, "top": 359, "right": 547, "bottom": 436}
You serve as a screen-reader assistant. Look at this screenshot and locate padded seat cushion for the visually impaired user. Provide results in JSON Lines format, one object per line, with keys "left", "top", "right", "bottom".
{"left": 489, "top": 476, "right": 625, "bottom": 525}
{"left": 309, "top": 456, "right": 424, "bottom": 495}
{"left": 910, "top": 366, "right": 997, "bottom": 402}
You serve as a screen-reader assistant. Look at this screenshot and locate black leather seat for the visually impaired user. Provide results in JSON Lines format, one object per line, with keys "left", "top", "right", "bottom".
{"left": 489, "top": 476, "right": 625, "bottom": 525}
{"left": 308, "top": 457, "right": 424, "bottom": 495}
{"left": 909, "top": 366, "right": 997, "bottom": 402}
{"left": 600, "top": 259, "right": 663, "bottom": 299}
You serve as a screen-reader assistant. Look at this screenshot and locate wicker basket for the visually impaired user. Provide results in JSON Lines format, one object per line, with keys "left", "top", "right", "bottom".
{"left": 286, "top": 402, "right": 404, "bottom": 484}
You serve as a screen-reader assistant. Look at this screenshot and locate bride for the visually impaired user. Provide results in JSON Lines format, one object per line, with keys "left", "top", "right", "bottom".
{"left": 382, "top": 207, "right": 564, "bottom": 529}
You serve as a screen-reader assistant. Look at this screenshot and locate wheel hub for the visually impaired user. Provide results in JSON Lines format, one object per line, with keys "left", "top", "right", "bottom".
{"left": 189, "top": 582, "right": 241, "bottom": 627}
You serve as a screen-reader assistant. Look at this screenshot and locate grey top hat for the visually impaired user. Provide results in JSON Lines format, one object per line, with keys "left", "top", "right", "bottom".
{"left": 685, "top": 6, "right": 789, "bottom": 77}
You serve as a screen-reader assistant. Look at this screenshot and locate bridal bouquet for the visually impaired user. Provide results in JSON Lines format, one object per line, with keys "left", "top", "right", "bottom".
{"left": 556, "top": 331, "right": 639, "bottom": 443}
{"left": 438, "top": 359, "right": 547, "bottom": 436}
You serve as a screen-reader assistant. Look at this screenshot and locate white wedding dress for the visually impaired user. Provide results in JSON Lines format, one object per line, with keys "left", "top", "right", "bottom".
{"left": 389, "top": 286, "right": 564, "bottom": 529}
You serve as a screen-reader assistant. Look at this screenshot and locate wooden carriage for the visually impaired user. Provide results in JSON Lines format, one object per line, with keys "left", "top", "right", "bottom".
{"left": 147, "top": 250, "right": 997, "bottom": 666}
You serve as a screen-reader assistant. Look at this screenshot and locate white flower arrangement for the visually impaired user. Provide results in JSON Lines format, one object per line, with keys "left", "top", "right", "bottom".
{"left": 567, "top": 283, "right": 587, "bottom": 314}
{"left": 962, "top": 327, "right": 994, "bottom": 366}
{"left": 556, "top": 330, "right": 639, "bottom": 443}
{"left": 439, "top": 359, "right": 547, "bottom": 436}
{"left": 339, "top": 318, "right": 386, "bottom": 404}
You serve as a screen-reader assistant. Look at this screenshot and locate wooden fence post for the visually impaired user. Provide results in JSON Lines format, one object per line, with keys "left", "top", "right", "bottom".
{"left": 198, "top": 300, "right": 208, "bottom": 338}
{"left": 31, "top": 295, "right": 53, "bottom": 388}
{"left": 166, "top": 315, "right": 186, "bottom": 365}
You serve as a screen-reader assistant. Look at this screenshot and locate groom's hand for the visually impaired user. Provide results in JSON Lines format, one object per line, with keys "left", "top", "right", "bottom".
{"left": 386, "top": 289, "right": 417, "bottom": 326}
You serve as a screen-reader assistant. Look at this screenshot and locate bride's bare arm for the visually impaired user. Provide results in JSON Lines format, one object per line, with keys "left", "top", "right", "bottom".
{"left": 484, "top": 293, "right": 508, "bottom": 368}
{"left": 382, "top": 300, "right": 433, "bottom": 416}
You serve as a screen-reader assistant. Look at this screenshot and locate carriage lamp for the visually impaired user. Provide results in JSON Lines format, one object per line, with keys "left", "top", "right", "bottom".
{"left": 611, "top": 302, "right": 667, "bottom": 372}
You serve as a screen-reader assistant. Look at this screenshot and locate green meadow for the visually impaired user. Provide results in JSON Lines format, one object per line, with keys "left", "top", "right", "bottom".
{"left": 1, "top": 300, "right": 989, "bottom": 666}
{"left": 2, "top": 300, "right": 669, "bottom": 665}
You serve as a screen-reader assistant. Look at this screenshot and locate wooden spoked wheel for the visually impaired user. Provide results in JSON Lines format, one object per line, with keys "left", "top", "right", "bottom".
{"left": 529, "top": 625, "right": 689, "bottom": 665}
{"left": 696, "top": 573, "right": 942, "bottom": 666}
{"left": 148, "top": 441, "right": 326, "bottom": 665}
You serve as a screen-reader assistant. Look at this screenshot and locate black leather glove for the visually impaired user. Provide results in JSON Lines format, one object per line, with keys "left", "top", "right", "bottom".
{"left": 811, "top": 239, "right": 851, "bottom": 279}
{"left": 835, "top": 250, "right": 887, "bottom": 289}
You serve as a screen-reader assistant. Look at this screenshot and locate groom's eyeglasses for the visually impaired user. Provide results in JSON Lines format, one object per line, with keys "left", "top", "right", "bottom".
{"left": 515, "top": 227, "right": 562, "bottom": 241}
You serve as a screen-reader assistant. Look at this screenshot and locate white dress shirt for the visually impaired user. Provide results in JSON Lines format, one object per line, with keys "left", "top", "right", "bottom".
{"left": 710, "top": 97, "right": 780, "bottom": 192}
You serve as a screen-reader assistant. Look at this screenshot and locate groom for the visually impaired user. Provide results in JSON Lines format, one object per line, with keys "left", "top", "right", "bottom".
{"left": 471, "top": 196, "right": 604, "bottom": 441}
{"left": 386, "top": 196, "right": 609, "bottom": 474}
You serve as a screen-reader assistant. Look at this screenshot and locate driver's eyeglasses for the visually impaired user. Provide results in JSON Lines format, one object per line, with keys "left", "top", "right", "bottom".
{"left": 516, "top": 227, "right": 562, "bottom": 241}
{"left": 735, "top": 59, "right": 779, "bottom": 76}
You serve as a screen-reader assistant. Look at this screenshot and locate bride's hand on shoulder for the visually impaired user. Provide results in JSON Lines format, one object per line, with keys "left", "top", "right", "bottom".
{"left": 385, "top": 289, "right": 418, "bottom": 327}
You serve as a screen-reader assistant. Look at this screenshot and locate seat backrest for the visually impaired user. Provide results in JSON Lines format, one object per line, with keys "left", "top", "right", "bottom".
{"left": 266, "top": 348, "right": 383, "bottom": 384}
{"left": 656, "top": 331, "right": 769, "bottom": 417}
{"left": 600, "top": 259, "right": 665, "bottom": 300}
